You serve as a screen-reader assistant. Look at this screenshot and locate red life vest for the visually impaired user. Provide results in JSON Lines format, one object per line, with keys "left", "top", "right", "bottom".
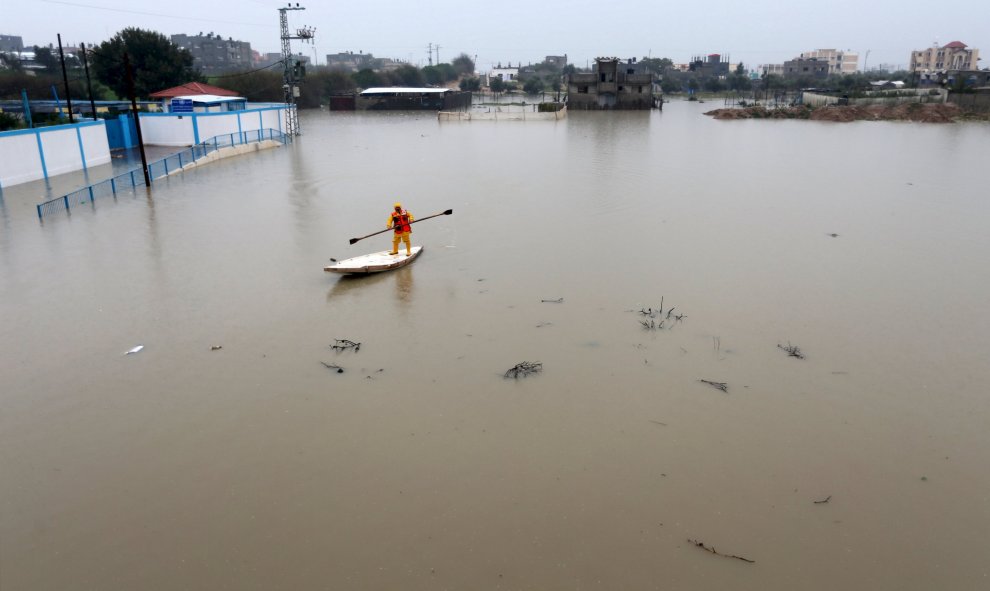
{"left": 391, "top": 210, "right": 411, "bottom": 233}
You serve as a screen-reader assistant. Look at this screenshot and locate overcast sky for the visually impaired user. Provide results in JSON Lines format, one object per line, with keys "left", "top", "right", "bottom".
{"left": 6, "top": 0, "right": 989, "bottom": 72}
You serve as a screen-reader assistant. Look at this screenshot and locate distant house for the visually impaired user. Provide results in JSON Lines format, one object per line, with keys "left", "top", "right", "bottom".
{"left": 567, "top": 57, "right": 658, "bottom": 110}
{"left": 910, "top": 41, "right": 979, "bottom": 74}
{"left": 490, "top": 63, "right": 519, "bottom": 83}
{"left": 688, "top": 54, "right": 730, "bottom": 78}
{"left": 783, "top": 57, "right": 830, "bottom": 79}
{"left": 799, "top": 49, "right": 859, "bottom": 74}
{"left": 326, "top": 51, "right": 376, "bottom": 72}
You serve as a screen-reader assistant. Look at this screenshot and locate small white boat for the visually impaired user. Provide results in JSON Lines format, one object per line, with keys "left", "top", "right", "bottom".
{"left": 324, "top": 246, "right": 424, "bottom": 275}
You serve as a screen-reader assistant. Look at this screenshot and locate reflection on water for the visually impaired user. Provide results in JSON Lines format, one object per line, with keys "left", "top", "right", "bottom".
{"left": 1, "top": 104, "right": 989, "bottom": 591}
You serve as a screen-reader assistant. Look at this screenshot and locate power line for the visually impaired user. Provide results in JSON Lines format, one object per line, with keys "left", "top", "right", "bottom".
{"left": 38, "top": 0, "right": 274, "bottom": 28}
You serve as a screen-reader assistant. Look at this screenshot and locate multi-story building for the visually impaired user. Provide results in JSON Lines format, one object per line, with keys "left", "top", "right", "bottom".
{"left": 0, "top": 34, "right": 24, "bottom": 53}
{"left": 171, "top": 33, "right": 253, "bottom": 75}
{"left": 688, "top": 53, "right": 730, "bottom": 78}
{"left": 910, "top": 41, "right": 979, "bottom": 73}
{"left": 544, "top": 55, "right": 568, "bottom": 69}
{"left": 326, "top": 51, "right": 376, "bottom": 72}
{"left": 783, "top": 57, "right": 830, "bottom": 79}
{"left": 799, "top": 49, "right": 859, "bottom": 74}
{"left": 759, "top": 64, "right": 785, "bottom": 77}
{"left": 567, "top": 57, "right": 657, "bottom": 110}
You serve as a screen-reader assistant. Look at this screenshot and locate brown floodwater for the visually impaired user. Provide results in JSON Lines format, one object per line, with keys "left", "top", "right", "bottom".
{"left": 1, "top": 102, "right": 988, "bottom": 590}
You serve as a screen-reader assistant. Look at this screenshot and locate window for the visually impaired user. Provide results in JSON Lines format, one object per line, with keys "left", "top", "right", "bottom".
{"left": 578, "top": 85, "right": 589, "bottom": 93}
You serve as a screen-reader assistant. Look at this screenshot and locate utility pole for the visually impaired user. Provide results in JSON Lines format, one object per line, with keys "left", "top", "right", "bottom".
{"left": 279, "top": 3, "right": 315, "bottom": 137}
{"left": 427, "top": 43, "right": 433, "bottom": 66}
{"left": 80, "top": 42, "right": 97, "bottom": 120}
{"left": 435, "top": 44, "right": 441, "bottom": 65}
{"left": 123, "top": 53, "right": 150, "bottom": 187}
{"left": 56, "top": 34, "right": 74, "bottom": 123}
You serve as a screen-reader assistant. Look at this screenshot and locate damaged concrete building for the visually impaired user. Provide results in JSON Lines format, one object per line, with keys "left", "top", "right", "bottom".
{"left": 567, "top": 57, "right": 660, "bottom": 110}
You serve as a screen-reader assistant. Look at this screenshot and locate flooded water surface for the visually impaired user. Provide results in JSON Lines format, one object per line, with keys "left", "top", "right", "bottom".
{"left": 1, "top": 103, "right": 988, "bottom": 590}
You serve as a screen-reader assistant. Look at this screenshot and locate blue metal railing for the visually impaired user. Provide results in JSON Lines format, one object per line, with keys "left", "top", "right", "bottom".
{"left": 37, "top": 128, "right": 289, "bottom": 219}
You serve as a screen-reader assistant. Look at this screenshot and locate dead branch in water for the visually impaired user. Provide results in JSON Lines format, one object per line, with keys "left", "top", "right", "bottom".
{"left": 687, "top": 539, "right": 755, "bottom": 563}
{"left": 813, "top": 495, "right": 832, "bottom": 504}
{"left": 541, "top": 298, "right": 564, "bottom": 303}
{"left": 321, "top": 361, "right": 344, "bottom": 373}
{"left": 700, "top": 379, "right": 728, "bottom": 392}
{"left": 504, "top": 361, "right": 542, "bottom": 379}
{"left": 331, "top": 339, "right": 361, "bottom": 352}
{"left": 778, "top": 342, "right": 805, "bottom": 359}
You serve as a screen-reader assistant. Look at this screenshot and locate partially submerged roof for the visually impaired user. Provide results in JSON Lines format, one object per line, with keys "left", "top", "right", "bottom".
{"left": 360, "top": 87, "right": 451, "bottom": 95}
{"left": 150, "top": 82, "right": 240, "bottom": 98}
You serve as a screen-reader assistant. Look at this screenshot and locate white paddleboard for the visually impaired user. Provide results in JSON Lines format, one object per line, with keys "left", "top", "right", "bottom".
{"left": 324, "top": 246, "right": 424, "bottom": 275}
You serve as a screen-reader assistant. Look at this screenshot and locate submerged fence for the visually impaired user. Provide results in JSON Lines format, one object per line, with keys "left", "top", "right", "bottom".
{"left": 37, "top": 128, "right": 289, "bottom": 219}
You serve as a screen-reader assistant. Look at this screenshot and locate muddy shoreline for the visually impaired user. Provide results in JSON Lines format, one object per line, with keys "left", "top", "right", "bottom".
{"left": 704, "top": 102, "right": 986, "bottom": 123}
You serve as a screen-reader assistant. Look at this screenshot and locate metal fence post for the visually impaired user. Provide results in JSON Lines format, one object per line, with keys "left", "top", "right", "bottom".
{"left": 88, "top": 186, "right": 94, "bottom": 202}
{"left": 130, "top": 170, "right": 135, "bottom": 187}
{"left": 110, "top": 177, "right": 116, "bottom": 194}
{"left": 63, "top": 195, "right": 69, "bottom": 211}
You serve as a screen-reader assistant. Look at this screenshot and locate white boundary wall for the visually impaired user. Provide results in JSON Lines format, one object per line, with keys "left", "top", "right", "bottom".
{"left": 0, "top": 120, "right": 111, "bottom": 189}
{"left": 139, "top": 104, "right": 289, "bottom": 147}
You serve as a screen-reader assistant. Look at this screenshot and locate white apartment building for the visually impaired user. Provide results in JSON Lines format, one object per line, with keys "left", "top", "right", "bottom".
{"left": 799, "top": 49, "right": 859, "bottom": 74}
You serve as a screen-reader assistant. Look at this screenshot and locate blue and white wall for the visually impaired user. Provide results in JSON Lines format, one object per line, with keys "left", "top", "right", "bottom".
{"left": 0, "top": 120, "right": 111, "bottom": 189}
{"left": 139, "top": 104, "right": 289, "bottom": 147}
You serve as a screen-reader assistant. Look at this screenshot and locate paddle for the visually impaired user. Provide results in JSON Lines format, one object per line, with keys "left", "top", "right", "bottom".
{"left": 349, "top": 209, "right": 453, "bottom": 245}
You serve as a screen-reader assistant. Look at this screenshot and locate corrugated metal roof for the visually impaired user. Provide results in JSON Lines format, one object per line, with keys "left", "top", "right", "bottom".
{"left": 360, "top": 87, "right": 451, "bottom": 95}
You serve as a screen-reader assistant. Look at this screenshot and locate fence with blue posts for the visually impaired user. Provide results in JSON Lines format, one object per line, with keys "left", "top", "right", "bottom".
{"left": 37, "top": 128, "right": 289, "bottom": 219}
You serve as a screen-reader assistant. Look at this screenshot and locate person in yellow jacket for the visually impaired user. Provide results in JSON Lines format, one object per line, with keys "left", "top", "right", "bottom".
{"left": 387, "top": 202, "right": 414, "bottom": 256}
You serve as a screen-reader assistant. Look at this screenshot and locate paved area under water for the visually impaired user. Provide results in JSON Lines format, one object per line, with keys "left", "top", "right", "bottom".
{"left": 1, "top": 103, "right": 988, "bottom": 590}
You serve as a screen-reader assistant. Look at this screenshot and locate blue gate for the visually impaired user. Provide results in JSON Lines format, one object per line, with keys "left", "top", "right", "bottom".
{"left": 105, "top": 114, "right": 137, "bottom": 150}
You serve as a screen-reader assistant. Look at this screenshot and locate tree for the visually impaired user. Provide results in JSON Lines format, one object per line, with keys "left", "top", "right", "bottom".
{"left": 91, "top": 28, "right": 202, "bottom": 98}
{"left": 391, "top": 64, "right": 424, "bottom": 87}
{"left": 216, "top": 70, "right": 283, "bottom": 102}
{"left": 33, "top": 46, "right": 62, "bottom": 75}
{"left": 489, "top": 77, "right": 505, "bottom": 93}
{"left": 352, "top": 68, "right": 382, "bottom": 88}
{"left": 452, "top": 53, "right": 475, "bottom": 76}
{"left": 735, "top": 62, "right": 745, "bottom": 76}
{"left": 459, "top": 77, "right": 480, "bottom": 91}
{"left": 523, "top": 77, "right": 544, "bottom": 95}
{"left": 640, "top": 57, "right": 673, "bottom": 75}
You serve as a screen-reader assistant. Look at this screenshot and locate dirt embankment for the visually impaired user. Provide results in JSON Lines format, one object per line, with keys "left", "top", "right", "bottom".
{"left": 705, "top": 103, "right": 972, "bottom": 123}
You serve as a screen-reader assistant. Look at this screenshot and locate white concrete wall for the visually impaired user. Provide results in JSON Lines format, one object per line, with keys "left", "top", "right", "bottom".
{"left": 139, "top": 115, "right": 195, "bottom": 147}
{"left": 0, "top": 121, "right": 110, "bottom": 189}
{"left": 138, "top": 105, "right": 288, "bottom": 147}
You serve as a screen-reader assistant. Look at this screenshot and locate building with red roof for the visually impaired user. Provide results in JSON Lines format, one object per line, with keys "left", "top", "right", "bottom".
{"left": 149, "top": 82, "right": 239, "bottom": 99}
{"left": 910, "top": 41, "right": 979, "bottom": 74}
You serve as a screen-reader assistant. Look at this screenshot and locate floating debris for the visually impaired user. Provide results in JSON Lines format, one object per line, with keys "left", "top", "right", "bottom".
{"left": 504, "top": 361, "right": 542, "bottom": 379}
{"left": 778, "top": 342, "right": 805, "bottom": 359}
{"left": 331, "top": 339, "right": 361, "bottom": 352}
{"left": 687, "top": 539, "right": 755, "bottom": 563}
{"left": 321, "top": 361, "right": 344, "bottom": 373}
{"left": 125, "top": 345, "right": 144, "bottom": 355}
{"left": 813, "top": 495, "right": 832, "bottom": 504}
{"left": 827, "top": 233, "right": 839, "bottom": 238}
{"left": 700, "top": 379, "right": 728, "bottom": 392}
{"left": 541, "top": 297, "right": 564, "bottom": 303}
{"left": 210, "top": 345, "right": 223, "bottom": 351}
{"left": 641, "top": 318, "right": 663, "bottom": 330}
{"left": 636, "top": 297, "right": 686, "bottom": 329}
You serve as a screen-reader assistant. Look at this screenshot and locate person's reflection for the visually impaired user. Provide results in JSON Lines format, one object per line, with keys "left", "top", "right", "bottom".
{"left": 395, "top": 266, "right": 414, "bottom": 303}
